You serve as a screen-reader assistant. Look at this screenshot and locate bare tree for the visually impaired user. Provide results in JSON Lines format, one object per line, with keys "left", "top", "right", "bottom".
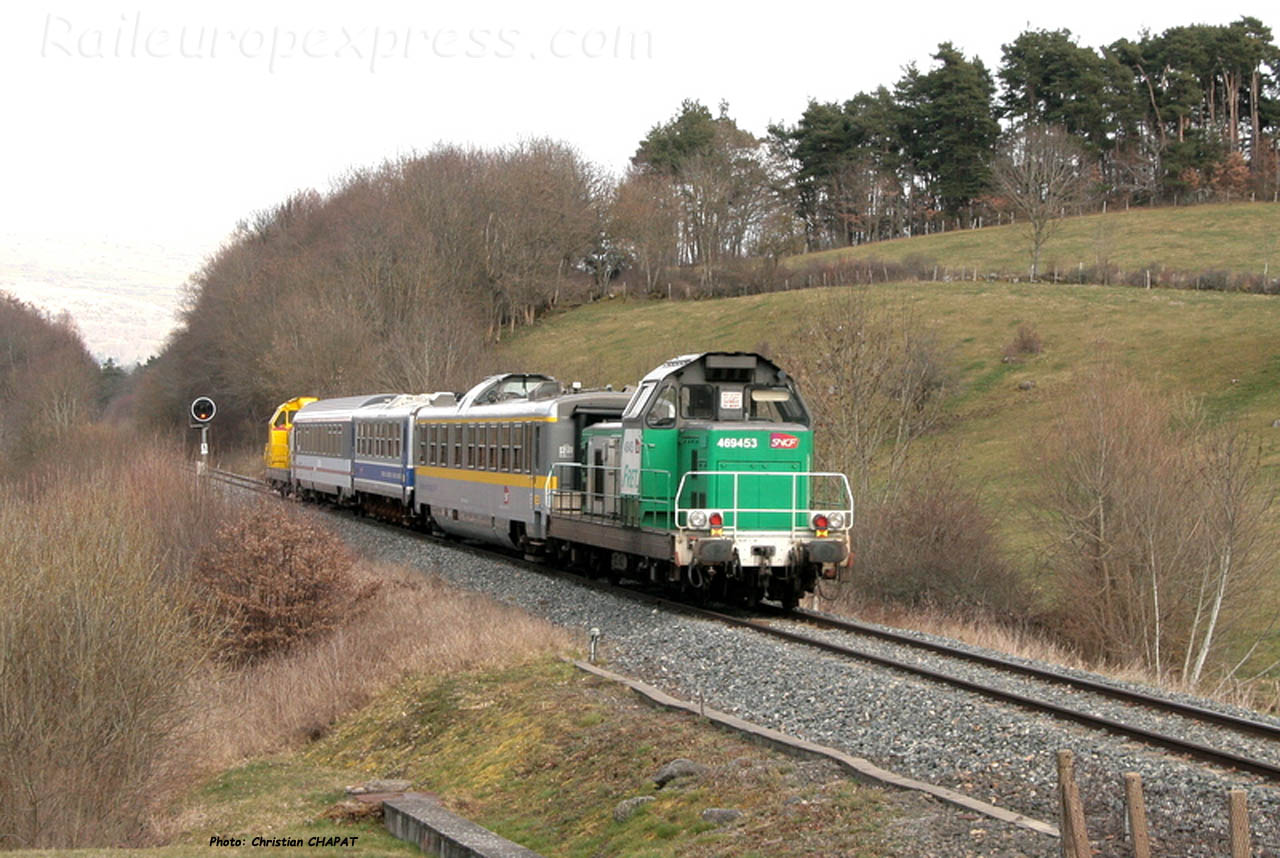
{"left": 1183, "top": 430, "right": 1275, "bottom": 685}
{"left": 1033, "top": 362, "right": 1278, "bottom": 685}
{"left": 610, "top": 171, "right": 680, "bottom": 295}
{"left": 781, "top": 287, "right": 950, "bottom": 503}
{"left": 992, "top": 124, "right": 1095, "bottom": 280}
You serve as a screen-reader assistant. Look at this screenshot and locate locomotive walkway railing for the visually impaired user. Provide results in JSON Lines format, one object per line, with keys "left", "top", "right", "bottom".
{"left": 545, "top": 463, "right": 853, "bottom": 537}
{"left": 545, "top": 463, "right": 674, "bottom": 528}
{"left": 673, "top": 470, "right": 853, "bottom": 537}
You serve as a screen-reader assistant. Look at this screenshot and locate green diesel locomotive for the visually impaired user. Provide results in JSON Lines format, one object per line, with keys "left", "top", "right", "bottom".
{"left": 545, "top": 353, "right": 852, "bottom": 608}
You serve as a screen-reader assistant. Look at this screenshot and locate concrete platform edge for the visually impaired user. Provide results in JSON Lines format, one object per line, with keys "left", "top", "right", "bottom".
{"left": 384, "top": 794, "right": 544, "bottom": 857}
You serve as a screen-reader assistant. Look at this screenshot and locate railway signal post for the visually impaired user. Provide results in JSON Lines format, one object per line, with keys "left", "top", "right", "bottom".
{"left": 190, "top": 396, "right": 216, "bottom": 474}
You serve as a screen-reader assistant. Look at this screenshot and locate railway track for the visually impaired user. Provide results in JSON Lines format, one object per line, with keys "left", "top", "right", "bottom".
{"left": 207, "top": 465, "right": 1280, "bottom": 783}
{"left": 684, "top": 603, "right": 1280, "bottom": 781}
{"left": 202, "top": 466, "right": 277, "bottom": 495}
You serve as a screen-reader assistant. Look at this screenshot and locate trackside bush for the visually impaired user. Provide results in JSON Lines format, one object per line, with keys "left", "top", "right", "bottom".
{"left": 848, "top": 468, "right": 1026, "bottom": 615}
{"left": 192, "top": 506, "right": 379, "bottom": 664}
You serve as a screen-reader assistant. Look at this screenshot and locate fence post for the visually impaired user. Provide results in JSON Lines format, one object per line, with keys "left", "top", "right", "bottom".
{"left": 1124, "top": 773, "right": 1151, "bottom": 858}
{"left": 1057, "top": 750, "right": 1090, "bottom": 858}
{"left": 1229, "top": 789, "right": 1251, "bottom": 858}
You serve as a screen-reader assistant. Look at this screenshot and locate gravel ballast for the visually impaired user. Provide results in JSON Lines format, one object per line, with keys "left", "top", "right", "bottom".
{"left": 332, "top": 515, "right": 1280, "bottom": 857}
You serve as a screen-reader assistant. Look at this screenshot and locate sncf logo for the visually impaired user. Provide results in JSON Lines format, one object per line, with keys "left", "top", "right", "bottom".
{"left": 770, "top": 433, "right": 800, "bottom": 449}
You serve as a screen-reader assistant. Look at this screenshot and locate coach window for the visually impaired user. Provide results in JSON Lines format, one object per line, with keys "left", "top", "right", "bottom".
{"left": 511, "top": 424, "right": 523, "bottom": 473}
{"left": 487, "top": 424, "right": 498, "bottom": 470}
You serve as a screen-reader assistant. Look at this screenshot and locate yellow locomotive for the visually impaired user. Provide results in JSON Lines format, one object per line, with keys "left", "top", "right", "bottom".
{"left": 263, "top": 396, "right": 316, "bottom": 491}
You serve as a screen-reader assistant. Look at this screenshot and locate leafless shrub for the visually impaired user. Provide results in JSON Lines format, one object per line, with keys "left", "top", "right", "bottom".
{"left": 845, "top": 465, "right": 1026, "bottom": 614}
{"left": 191, "top": 505, "right": 379, "bottom": 665}
{"left": 1002, "top": 324, "right": 1043, "bottom": 361}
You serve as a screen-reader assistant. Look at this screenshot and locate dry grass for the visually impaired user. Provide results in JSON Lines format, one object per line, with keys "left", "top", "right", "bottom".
{"left": 166, "top": 563, "right": 574, "bottom": 798}
{"left": 0, "top": 444, "right": 216, "bottom": 849}
{"left": 790, "top": 201, "right": 1280, "bottom": 280}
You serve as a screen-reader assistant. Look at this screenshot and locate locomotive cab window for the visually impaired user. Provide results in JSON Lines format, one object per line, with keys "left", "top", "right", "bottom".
{"left": 646, "top": 384, "right": 677, "bottom": 428}
{"left": 680, "top": 384, "right": 716, "bottom": 420}
{"left": 747, "top": 387, "right": 809, "bottom": 425}
{"left": 622, "top": 381, "right": 656, "bottom": 420}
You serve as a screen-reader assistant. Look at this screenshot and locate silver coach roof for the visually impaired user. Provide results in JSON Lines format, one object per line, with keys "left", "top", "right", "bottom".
{"left": 293, "top": 394, "right": 397, "bottom": 421}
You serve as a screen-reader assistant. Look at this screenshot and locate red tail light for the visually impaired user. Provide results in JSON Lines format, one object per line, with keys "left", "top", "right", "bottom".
{"left": 813, "top": 514, "right": 829, "bottom": 531}
{"left": 709, "top": 512, "right": 723, "bottom": 528}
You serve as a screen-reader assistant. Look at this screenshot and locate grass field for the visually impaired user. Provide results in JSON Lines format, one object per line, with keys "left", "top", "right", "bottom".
{"left": 788, "top": 201, "right": 1280, "bottom": 280}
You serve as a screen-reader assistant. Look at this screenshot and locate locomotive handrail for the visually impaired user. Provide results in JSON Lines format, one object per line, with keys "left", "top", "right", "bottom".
{"left": 674, "top": 470, "right": 853, "bottom": 537}
{"left": 544, "top": 462, "right": 674, "bottom": 528}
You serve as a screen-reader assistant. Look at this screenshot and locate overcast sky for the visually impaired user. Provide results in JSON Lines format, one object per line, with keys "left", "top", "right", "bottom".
{"left": 0, "top": 0, "right": 1261, "bottom": 360}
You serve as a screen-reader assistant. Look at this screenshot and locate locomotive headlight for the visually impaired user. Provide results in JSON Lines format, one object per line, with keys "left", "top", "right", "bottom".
{"left": 826, "top": 511, "right": 846, "bottom": 529}
{"left": 688, "top": 509, "right": 709, "bottom": 529}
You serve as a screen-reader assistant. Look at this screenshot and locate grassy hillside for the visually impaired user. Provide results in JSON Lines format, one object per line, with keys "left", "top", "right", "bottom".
{"left": 494, "top": 281, "right": 1280, "bottom": 526}
{"left": 788, "top": 201, "right": 1280, "bottom": 280}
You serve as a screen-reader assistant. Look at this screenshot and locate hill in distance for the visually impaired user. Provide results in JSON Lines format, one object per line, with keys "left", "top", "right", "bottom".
{"left": 791, "top": 201, "right": 1280, "bottom": 281}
